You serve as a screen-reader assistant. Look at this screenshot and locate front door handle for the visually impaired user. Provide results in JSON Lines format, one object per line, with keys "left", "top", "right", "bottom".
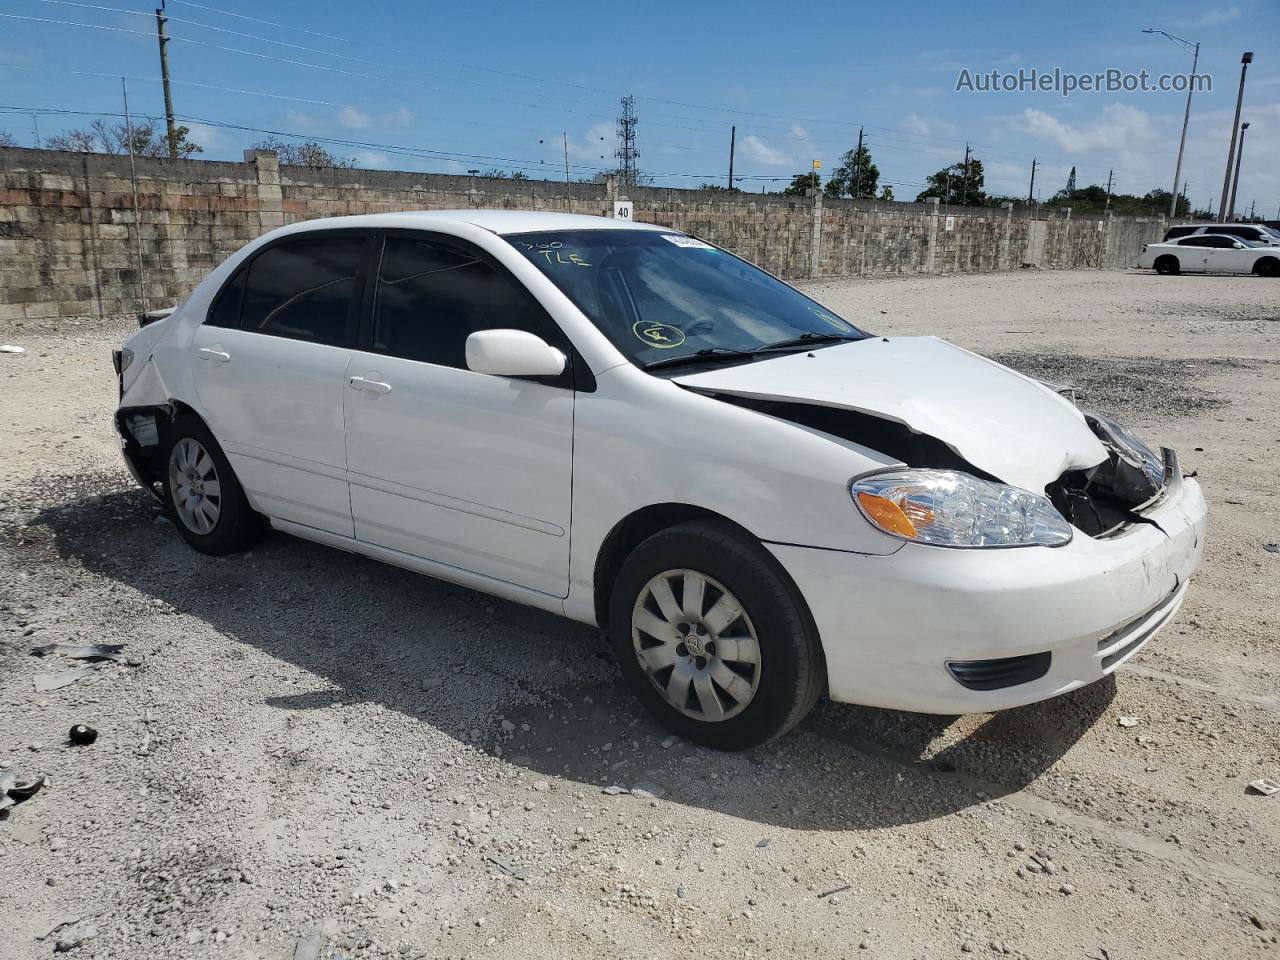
{"left": 349, "top": 376, "right": 392, "bottom": 395}
{"left": 197, "top": 347, "right": 231, "bottom": 363}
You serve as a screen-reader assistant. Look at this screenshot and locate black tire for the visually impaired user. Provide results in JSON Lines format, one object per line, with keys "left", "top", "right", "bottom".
{"left": 1254, "top": 257, "right": 1280, "bottom": 278}
{"left": 160, "top": 413, "right": 265, "bottom": 555}
{"left": 1154, "top": 255, "right": 1180, "bottom": 276}
{"left": 608, "top": 521, "right": 824, "bottom": 751}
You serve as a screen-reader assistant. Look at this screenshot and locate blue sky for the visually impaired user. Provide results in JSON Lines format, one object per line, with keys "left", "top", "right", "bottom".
{"left": 1, "top": 0, "right": 1277, "bottom": 213}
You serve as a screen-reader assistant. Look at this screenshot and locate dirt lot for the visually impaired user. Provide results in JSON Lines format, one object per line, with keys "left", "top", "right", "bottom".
{"left": 1, "top": 268, "right": 1278, "bottom": 960}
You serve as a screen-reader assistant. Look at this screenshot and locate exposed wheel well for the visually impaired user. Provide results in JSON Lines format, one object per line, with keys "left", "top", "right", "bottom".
{"left": 592, "top": 503, "right": 762, "bottom": 629}
{"left": 115, "top": 399, "right": 209, "bottom": 493}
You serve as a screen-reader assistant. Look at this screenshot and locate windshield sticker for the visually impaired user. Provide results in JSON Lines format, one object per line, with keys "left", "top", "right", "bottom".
{"left": 661, "top": 234, "right": 715, "bottom": 250}
{"left": 632, "top": 321, "right": 686, "bottom": 349}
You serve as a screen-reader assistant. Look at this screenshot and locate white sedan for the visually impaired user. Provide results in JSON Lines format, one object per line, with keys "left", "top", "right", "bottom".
{"left": 1138, "top": 234, "right": 1280, "bottom": 276}
{"left": 113, "top": 211, "right": 1207, "bottom": 749}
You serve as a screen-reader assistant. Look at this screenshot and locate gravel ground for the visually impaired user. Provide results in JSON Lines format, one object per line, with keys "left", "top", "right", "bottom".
{"left": 1, "top": 268, "right": 1278, "bottom": 960}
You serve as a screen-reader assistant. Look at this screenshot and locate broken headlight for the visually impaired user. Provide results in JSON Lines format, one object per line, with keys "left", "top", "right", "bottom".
{"left": 851, "top": 470, "right": 1073, "bottom": 548}
{"left": 1085, "top": 413, "right": 1165, "bottom": 503}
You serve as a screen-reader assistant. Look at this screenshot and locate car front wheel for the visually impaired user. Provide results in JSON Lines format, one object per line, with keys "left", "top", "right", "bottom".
{"left": 162, "top": 415, "right": 265, "bottom": 555}
{"left": 608, "top": 521, "right": 824, "bottom": 750}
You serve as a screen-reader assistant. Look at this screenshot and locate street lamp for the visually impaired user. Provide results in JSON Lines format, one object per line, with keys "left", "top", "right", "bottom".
{"left": 1228, "top": 122, "right": 1250, "bottom": 221}
{"left": 1218, "top": 51, "right": 1254, "bottom": 222}
{"left": 1143, "top": 28, "right": 1200, "bottom": 219}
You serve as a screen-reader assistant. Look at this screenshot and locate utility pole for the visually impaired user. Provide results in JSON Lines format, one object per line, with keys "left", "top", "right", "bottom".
{"left": 1248, "top": 199, "right": 1255, "bottom": 220}
{"left": 1027, "top": 158, "right": 1037, "bottom": 204}
{"left": 1227, "top": 121, "right": 1249, "bottom": 221}
{"left": 121, "top": 77, "right": 148, "bottom": 313}
{"left": 727, "top": 125, "right": 735, "bottom": 191}
{"left": 562, "top": 132, "right": 571, "bottom": 208}
{"left": 1104, "top": 169, "right": 1114, "bottom": 210}
{"left": 855, "top": 126, "right": 865, "bottom": 200}
{"left": 155, "top": 3, "right": 177, "bottom": 158}
{"left": 961, "top": 143, "right": 971, "bottom": 206}
{"left": 31, "top": 113, "right": 39, "bottom": 147}
{"left": 1218, "top": 51, "right": 1253, "bottom": 222}
{"left": 1143, "top": 29, "right": 1200, "bottom": 218}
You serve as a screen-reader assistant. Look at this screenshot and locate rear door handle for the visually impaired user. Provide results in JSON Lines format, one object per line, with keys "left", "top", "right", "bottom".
{"left": 197, "top": 347, "right": 231, "bottom": 363}
{"left": 349, "top": 376, "right": 392, "bottom": 395}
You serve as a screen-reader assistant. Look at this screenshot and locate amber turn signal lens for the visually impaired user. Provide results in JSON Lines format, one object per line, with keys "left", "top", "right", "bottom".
{"left": 855, "top": 491, "right": 918, "bottom": 538}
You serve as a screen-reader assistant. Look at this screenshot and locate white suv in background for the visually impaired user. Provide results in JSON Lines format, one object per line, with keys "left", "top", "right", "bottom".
{"left": 1162, "top": 223, "right": 1280, "bottom": 246}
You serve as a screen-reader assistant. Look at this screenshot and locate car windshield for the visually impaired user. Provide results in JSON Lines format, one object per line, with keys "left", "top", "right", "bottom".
{"left": 506, "top": 229, "right": 870, "bottom": 370}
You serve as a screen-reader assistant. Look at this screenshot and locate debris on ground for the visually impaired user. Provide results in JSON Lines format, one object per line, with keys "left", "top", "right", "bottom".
{"left": 484, "top": 852, "right": 528, "bottom": 881}
{"left": 602, "top": 784, "right": 628, "bottom": 796}
{"left": 293, "top": 928, "right": 323, "bottom": 960}
{"left": 1118, "top": 716, "right": 1140, "bottom": 727}
{"left": 817, "top": 884, "right": 851, "bottom": 899}
{"left": 33, "top": 663, "right": 108, "bottom": 692}
{"left": 35, "top": 916, "right": 81, "bottom": 942}
{"left": 69, "top": 724, "right": 99, "bottom": 746}
{"left": 1265, "top": 544, "right": 1279, "bottom": 555}
{"left": 0, "top": 344, "right": 25, "bottom": 354}
{"left": 31, "top": 642, "right": 129, "bottom": 662}
{"left": 0, "top": 768, "right": 47, "bottom": 812}
{"left": 1247, "top": 778, "right": 1279, "bottom": 796}
{"left": 631, "top": 781, "right": 666, "bottom": 799}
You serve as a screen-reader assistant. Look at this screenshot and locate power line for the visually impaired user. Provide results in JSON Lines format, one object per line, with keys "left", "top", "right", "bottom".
{"left": 0, "top": 63, "right": 336, "bottom": 105}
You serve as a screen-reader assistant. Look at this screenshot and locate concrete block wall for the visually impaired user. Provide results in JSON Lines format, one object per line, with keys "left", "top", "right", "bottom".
{"left": 0, "top": 145, "right": 1171, "bottom": 323}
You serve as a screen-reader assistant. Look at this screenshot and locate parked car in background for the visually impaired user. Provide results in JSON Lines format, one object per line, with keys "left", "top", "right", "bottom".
{"left": 1138, "top": 234, "right": 1280, "bottom": 276}
{"left": 1161, "top": 223, "right": 1280, "bottom": 246}
{"left": 112, "top": 211, "right": 1208, "bottom": 749}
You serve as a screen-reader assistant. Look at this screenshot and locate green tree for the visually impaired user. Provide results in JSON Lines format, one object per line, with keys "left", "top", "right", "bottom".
{"left": 46, "top": 120, "right": 202, "bottom": 158}
{"left": 0, "top": 130, "right": 17, "bottom": 147}
{"left": 823, "top": 143, "right": 879, "bottom": 200}
{"left": 879, "top": 184, "right": 894, "bottom": 201}
{"left": 916, "top": 157, "right": 986, "bottom": 205}
{"left": 783, "top": 171, "right": 821, "bottom": 196}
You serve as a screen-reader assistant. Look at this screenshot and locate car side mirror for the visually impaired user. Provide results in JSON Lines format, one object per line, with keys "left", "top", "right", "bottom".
{"left": 466, "top": 329, "right": 566, "bottom": 378}
{"left": 1234, "top": 241, "right": 1247, "bottom": 249}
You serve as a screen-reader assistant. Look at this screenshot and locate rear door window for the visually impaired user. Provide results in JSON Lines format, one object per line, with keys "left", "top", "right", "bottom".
{"left": 1163, "top": 226, "right": 1196, "bottom": 241}
{"left": 241, "top": 235, "right": 367, "bottom": 346}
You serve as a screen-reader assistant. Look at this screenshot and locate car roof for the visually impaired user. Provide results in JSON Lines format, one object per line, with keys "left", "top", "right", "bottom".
{"left": 1168, "top": 223, "right": 1264, "bottom": 230}
{"left": 270, "top": 210, "right": 669, "bottom": 237}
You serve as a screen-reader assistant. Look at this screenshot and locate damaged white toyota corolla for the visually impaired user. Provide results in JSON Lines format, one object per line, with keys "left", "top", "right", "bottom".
{"left": 113, "top": 211, "right": 1207, "bottom": 750}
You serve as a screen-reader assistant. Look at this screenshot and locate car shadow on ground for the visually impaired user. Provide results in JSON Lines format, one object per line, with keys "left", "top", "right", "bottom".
{"left": 21, "top": 479, "right": 1114, "bottom": 832}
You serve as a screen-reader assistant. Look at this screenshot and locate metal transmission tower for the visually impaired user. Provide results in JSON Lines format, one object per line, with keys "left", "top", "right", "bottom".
{"left": 615, "top": 95, "right": 640, "bottom": 192}
{"left": 1064, "top": 166, "right": 1077, "bottom": 195}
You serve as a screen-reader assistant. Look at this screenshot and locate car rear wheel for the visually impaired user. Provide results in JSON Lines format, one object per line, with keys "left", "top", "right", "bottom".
{"left": 1255, "top": 257, "right": 1280, "bottom": 278}
{"left": 608, "top": 521, "right": 824, "bottom": 750}
{"left": 1154, "top": 255, "right": 1180, "bottom": 275}
{"left": 162, "top": 414, "right": 265, "bottom": 555}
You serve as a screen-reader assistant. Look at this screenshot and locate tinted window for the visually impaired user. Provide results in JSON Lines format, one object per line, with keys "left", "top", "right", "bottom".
{"left": 241, "top": 236, "right": 365, "bottom": 345}
{"left": 206, "top": 266, "right": 246, "bottom": 329}
{"left": 372, "top": 236, "right": 551, "bottom": 368}
{"left": 1178, "top": 236, "right": 1213, "bottom": 247}
{"left": 1163, "top": 226, "right": 1196, "bottom": 240}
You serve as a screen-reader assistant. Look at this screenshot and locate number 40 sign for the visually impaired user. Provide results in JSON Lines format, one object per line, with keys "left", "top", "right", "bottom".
{"left": 612, "top": 201, "right": 633, "bottom": 220}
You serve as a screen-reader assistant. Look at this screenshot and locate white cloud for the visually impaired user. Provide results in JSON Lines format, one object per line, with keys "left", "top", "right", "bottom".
{"left": 999, "top": 51, "right": 1023, "bottom": 65}
{"left": 740, "top": 134, "right": 791, "bottom": 168}
{"left": 382, "top": 107, "right": 414, "bottom": 128}
{"left": 181, "top": 122, "right": 227, "bottom": 152}
{"left": 284, "top": 110, "right": 321, "bottom": 131}
{"left": 353, "top": 150, "right": 390, "bottom": 168}
{"left": 1181, "top": 5, "right": 1241, "bottom": 27}
{"left": 337, "top": 106, "right": 372, "bottom": 130}
{"left": 789, "top": 125, "right": 809, "bottom": 139}
{"left": 1017, "top": 104, "right": 1154, "bottom": 154}
{"left": 564, "top": 122, "right": 615, "bottom": 162}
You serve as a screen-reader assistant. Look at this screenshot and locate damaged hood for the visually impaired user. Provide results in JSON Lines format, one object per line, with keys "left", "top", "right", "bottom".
{"left": 673, "top": 336, "right": 1109, "bottom": 491}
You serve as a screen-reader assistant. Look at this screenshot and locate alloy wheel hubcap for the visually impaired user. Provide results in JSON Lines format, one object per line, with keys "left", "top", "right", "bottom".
{"left": 631, "top": 569, "right": 761, "bottom": 722}
{"left": 168, "top": 437, "right": 222, "bottom": 535}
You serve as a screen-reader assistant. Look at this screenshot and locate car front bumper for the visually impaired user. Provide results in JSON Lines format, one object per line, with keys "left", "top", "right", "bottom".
{"left": 766, "top": 470, "right": 1207, "bottom": 714}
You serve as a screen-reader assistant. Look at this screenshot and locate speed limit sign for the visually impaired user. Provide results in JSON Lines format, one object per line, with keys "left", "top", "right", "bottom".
{"left": 612, "top": 200, "right": 634, "bottom": 220}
